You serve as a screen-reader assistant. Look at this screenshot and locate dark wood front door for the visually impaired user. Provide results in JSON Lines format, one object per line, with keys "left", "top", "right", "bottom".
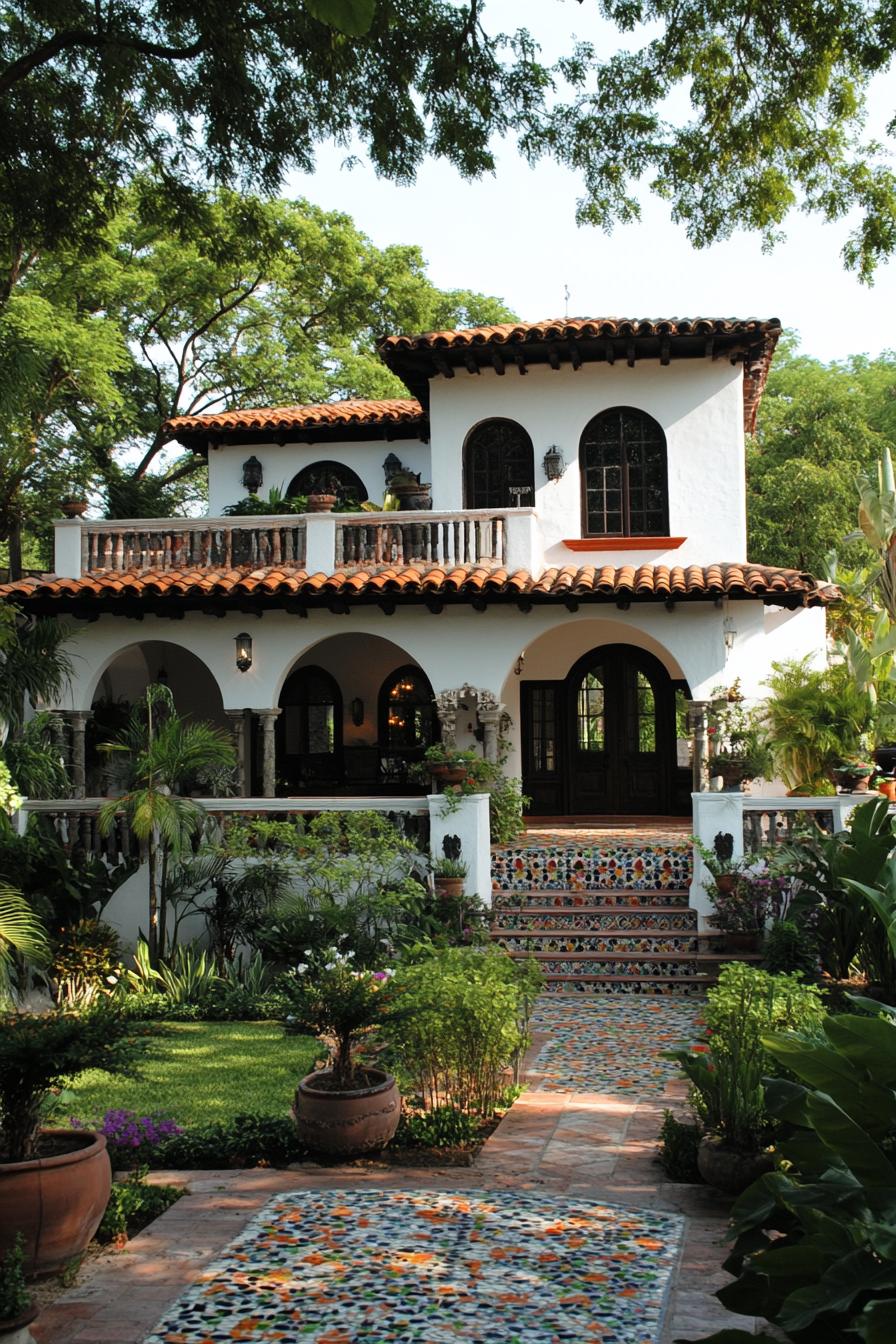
{"left": 522, "top": 645, "right": 686, "bottom": 815}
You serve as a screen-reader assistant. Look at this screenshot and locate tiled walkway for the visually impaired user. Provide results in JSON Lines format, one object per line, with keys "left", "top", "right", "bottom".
{"left": 32, "top": 998, "right": 750, "bottom": 1344}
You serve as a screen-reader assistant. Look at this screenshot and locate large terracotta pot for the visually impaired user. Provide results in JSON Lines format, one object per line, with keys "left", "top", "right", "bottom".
{"left": 697, "top": 1135, "right": 773, "bottom": 1194}
{"left": 434, "top": 876, "right": 465, "bottom": 899}
{"left": 292, "top": 1068, "right": 400, "bottom": 1157}
{"left": 878, "top": 778, "right": 896, "bottom": 803}
{"left": 306, "top": 493, "right": 337, "bottom": 513}
{"left": 429, "top": 763, "right": 468, "bottom": 788}
{"left": 0, "top": 1130, "right": 111, "bottom": 1277}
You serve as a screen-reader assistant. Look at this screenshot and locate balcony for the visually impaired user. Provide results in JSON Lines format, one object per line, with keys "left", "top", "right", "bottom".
{"left": 53, "top": 509, "right": 542, "bottom": 579}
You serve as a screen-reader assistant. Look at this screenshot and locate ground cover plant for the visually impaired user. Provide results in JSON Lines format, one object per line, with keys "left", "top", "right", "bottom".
{"left": 66, "top": 1022, "right": 318, "bottom": 1129}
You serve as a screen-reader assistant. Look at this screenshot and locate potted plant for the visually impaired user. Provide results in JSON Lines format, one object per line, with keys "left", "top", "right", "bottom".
{"left": 385, "top": 469, "right": 432, "bottom": 511}
{"left": 307, "top": 489, "right": 337, "bottom": 513}
{"left": 0, "top": 1235, "right": 35, "bottom": 1341}
{"left": 692, "top": 835, "right": 767, "bottom": 949}
{"left": 0, "top": 1008, "right": 149, "bottom": 1275}
{"left": 761, "top": 658, "right": 875, "bottom": 795}
{"left": 432, "top": 857, "right": 467, "bottom": 899}
{"left": 668, "top": 1039, "right": 772, "bottom": 1195}
{"left": 875, "top": 772, "right": 896, "bottom": 802}
{"left": 830, "top": 758, "right": 876, "bottom": 793}
{"left": 417, "top": 744, "right": 496, "bottom": 793}
{"left": 58, "top": 495, "right": 88, "bottom": 518}
{"left": 284, "top": 948, "right": 400, "bottom": 1157}
{"left": 707, "top": 682, "right": 772, "bottom": 791}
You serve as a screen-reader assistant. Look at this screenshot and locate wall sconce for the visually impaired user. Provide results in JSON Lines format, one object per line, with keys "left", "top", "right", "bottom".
{"left": 382, "top": 451, "right": 402, "bottom": 485}
{"left": 234, "top": 632, "right": 253, "bottom": 673}
{"left": 723, "top": 618, "right": 737, "bottom": 653}
{"left": 351, "top": 697, "right": 364, "bottom": 726}
{"left": 514, "top": 652, "right": 525, "bottom": 677}
{"left": 241, "top": 455, "right": 263, "bottom": 495}
{"left": 542, "top": 445, "right": 565, "bottom": 481}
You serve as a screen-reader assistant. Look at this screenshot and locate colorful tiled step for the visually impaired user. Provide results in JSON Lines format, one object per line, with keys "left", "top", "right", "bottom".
{"left": 494, "top": 888, "right": 692, "bottom": 909}
{"left": 492, "top": 841, "right": 692, "bottom": 893}
{"left": 491, "top": 905, "right": 696, "bottom": 932}
{"left": 496, "top": 932, "right": 701, "bottom": 955}
{"left": 541, "top": 975, "right": 710, "bottom": 996}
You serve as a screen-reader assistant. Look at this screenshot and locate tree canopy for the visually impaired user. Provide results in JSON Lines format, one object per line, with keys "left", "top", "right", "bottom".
{"left": 747, "top": 339, "right": 896, "bottom": 573}
{"left": 0, "top": 189, "right": 513, "bottom": 572}
{"left": 2, "top": 1, "right": 895, "bottom": 291}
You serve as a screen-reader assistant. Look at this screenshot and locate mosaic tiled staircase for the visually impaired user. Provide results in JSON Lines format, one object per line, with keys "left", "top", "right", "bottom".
{"left": 490, "top": 828, "right": 753, "bottom": 994}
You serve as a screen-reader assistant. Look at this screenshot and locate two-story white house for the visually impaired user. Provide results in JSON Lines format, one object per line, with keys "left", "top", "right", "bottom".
{"left": 1, "top": 316, "right": 834, "bottom": 823}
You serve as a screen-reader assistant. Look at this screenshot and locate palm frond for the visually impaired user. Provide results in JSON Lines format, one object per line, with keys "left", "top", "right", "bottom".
{"left": 0, "top": 886, "right": 51, "bottom": 1001}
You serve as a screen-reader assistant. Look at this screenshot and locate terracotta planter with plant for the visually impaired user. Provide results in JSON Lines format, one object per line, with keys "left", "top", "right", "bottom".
{"left": 386, "top": 470, "right": 432, "bottom": 511}
{"left": 876, "top": 776, "right": 896, "bottom": 802}
{"left": 306, "top": 492, "right": 337, "bottom": 513}
{"left": 696, "top": 1134, "right": 773, "bottom": 1194}
{"left": 432, "top": 857, "right": 468, "bottom": 899}
{"left": 58, "top": 497, "right": 88, "bottom": 518}
{"left": 0, "top": 1008, "right": 148, "bottom": 1275}
{"left": 284, "top": 949, "right": 400, "bottom": 1158}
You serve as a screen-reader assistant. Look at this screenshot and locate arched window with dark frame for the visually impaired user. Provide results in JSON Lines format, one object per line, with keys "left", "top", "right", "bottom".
{"left": 463, "top": 419, "right": 535, "bottom": 510}
{"left": 579, "top": 407, "right": 669, "bottom": 537}
{"left": 277, "top": 664, "right": 343, "bottom": 793}
{"left": 287, "top": 461, "right": 368, "bottom": 505}
{"left": 378, "top": 665, "right": 438, "bottom": 755}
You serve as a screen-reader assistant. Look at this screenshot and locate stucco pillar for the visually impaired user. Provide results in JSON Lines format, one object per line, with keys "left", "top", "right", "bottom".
{"left": 478, "top": 708, "right": 503, "bottom": 765}
{"left": 67, "top": 710, "right": 90, "bottom": 798}
{"left": 687, "top": 700, "right": 710, "bottom": 794}
{"left": 257, "top": 709, "right": 281, "bottom": 798}
{"left": 47, "top": 711, "right": 71, "bottom": 798}
{"left": 226, "top": 710, "right": 249, "bottom": 797}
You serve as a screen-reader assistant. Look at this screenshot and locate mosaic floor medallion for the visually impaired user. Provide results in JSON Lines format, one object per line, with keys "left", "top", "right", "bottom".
{"left": 143, "top": 1188, "right": 683, "bottom": 1344}
{"left": 528, "top": 994, "right": 703, "bottom": 1093}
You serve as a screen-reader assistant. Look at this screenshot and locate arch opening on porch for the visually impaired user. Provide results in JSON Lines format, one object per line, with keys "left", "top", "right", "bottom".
{"left": 273, "top": 633, "right": 439, "bottom": 797}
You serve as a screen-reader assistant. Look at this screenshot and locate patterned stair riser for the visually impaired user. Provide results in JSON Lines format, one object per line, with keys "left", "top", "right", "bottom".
{"left": 494, "top": 889, "right": 691, "bottom": 910}
{"left": 491, "top": 909, "right": 697, "bottom": 932}
{"left": 537, "top": 957, "right": 700, "bottom": 977}
{"left": 492, "top": 842, "right": 693, "bottom": 893}
{"left": 543, "top": 978, "right": 708, "bottom": 997}
{"left": 496, "top": 933, "right": 699, "bottom": 955}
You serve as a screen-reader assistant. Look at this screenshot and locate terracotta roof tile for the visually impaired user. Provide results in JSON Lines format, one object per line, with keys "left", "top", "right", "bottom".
{"left": 378, "top": 316, "right": 778, "bottom": 353}
{"left": 0, "top": 562, "right": 838, "bottom": 609}
{"left": 163, "top": 397, "right": 424, "bottom": 440}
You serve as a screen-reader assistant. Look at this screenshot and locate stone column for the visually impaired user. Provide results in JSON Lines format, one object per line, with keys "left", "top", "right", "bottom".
{"left": 687, "top": 700, "right": 711, "bottom": 794}
{"left": 478, "top": 708, "right": 503, "bottom": 764}
{"left": 47, "top": 711, "right": 71, "bottom": 797}
{"left": 257, "top": 709, "right": 282, "bottom": 798}
{"left": 226, "top": 710, "right": 249, "bottom": 797}
{"left": 435, "top": 701, "right": 457, "bottom": 749}
{"left": 67, "top": 710, "right": 90, "bottom": 799}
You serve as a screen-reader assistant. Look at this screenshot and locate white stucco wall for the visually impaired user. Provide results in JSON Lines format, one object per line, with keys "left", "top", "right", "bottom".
{"left": 428, "top": 358, "right": 748, "bottom": 565}
{"left": 206, "top": 437, "right": 431, "bottom": 515}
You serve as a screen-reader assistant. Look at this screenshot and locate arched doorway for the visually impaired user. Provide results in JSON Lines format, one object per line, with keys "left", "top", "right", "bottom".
{"left": 463, "top": 419, "right": 535, "bottom": 509}
{"left": 277, "top": 665, "right": 342, "bottom": 793}
{"left": 286, "top": 461, "right": 368, "bottom": 506}
{"left": 521, "top": 644, "right": 690, "bottom": 815}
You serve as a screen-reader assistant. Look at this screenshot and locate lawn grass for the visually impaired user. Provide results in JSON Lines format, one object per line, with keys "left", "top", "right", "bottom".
{"left": 66, "top": 1022, "right": 320, "bottom": 1128}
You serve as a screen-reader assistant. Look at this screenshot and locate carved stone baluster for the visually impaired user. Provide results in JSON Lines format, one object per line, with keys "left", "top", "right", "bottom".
{"left": 495, "top": 517, "right": 505, "bottom": 564}
{"left": 335, "top": 526, "right": 344, "bottom": 568}
{"left": 225, "top": 528, "right": 233, "bottom": 567}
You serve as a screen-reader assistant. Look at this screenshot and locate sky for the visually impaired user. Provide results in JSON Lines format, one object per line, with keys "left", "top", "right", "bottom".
{"left": 284, "top": 0, "right": 896, "bottom": 364}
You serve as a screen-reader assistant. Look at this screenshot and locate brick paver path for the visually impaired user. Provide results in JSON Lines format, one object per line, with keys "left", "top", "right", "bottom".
{"left": 32, "top": 998, "right": 752, "bottom": 1343}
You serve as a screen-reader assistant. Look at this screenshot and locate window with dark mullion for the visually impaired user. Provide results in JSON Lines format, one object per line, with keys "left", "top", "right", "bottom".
{"left": 580, "top": 407, "right": 669, "bottom": 536}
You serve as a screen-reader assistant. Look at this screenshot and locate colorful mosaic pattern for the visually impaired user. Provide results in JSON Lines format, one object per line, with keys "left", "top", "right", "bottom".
{"left": 528, "top": 994, "right": 703, "bottom": 1091}
{"left": 542, "top": 979, "right": 707, "bottom": 997}
{"left": 492, "top": 908, "right": 696, "bottom": 931}
{"left": 143, "top": 1189, "right": 683, "bottom": 1344}
{"left": 497, "top": 934, "right": 699, "bottom": 955}
{"left": 491, "top": 842, "right": 693, "bottom": 894}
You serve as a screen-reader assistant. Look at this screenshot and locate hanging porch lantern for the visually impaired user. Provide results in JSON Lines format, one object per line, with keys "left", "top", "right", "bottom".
{"left": 234, "top": 632, "right": 253, "bottom": 673}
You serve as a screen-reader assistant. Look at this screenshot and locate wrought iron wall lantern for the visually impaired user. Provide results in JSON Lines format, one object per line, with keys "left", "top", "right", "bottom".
{"left": 351, "top": 697, "right": 364, "bottom": 726}
{"left": 234, "top": 632, "right": 253, "bottom": 673}
{"left": 542, "top": 445, "right": 566, "bottom": 481}
{"left": 723, "top": 618, "right": 737, "bottom": 653}
{"left": 241, "top": 455, "right": 264, "bottom": 494}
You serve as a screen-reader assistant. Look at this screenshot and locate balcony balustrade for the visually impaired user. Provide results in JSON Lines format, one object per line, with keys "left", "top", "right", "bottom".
{"left": 54, "top": 508, "right": 541, "bottom": 578}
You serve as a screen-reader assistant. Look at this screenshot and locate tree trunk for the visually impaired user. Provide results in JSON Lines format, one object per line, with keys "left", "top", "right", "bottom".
{"left": 8, "top": 516, "right": 22, "bottom": 581}
{"left": 147, "top": 836, "right": 159, "bottom": 966}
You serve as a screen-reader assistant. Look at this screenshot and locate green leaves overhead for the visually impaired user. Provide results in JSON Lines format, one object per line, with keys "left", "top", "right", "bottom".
{"left": 305, "top": 0, "right": 376, "bottom": 34}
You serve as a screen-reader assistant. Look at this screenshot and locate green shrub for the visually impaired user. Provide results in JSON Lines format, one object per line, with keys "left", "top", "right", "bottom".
{"left": 656, "top": 1109, "right": 702, "bottom": 1183}
{"left": 95, "top": 1168, "right": 182, "bottom": 1244}
{"left": 704, "top": 963, "right": 826, "bottom": 1065}
{"left": 489, "top": 777, "right": 530, "bottom": 845}
{"left": 0, "top": 1234, "right": 29, "bottom": 1322}
{"left": 52, "top": 919, "right": 124, "bottom": 1006}
{"left": 383, "top": 946, "right": 541, "bottom": 1117}
{"left": 762, "top": 919, "right": 818, "bottom": 977}
{"left": 707, "top": 1006, "right": 896, "bottom": 1343}
{"left": 393, "top": 1105, "right": 480, "bottom": 1149}
{"left": 152, "top": 1113, "right": 304, "bottom": 1168}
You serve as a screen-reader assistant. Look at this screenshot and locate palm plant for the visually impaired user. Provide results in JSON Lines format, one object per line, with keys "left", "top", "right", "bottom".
{"left": 0, "top": 887, "right": 50, "bottom": 1009}
{"left": 98, "top": 685, "right": 235, "bottom": 965}
{"left": 0, "top": 614, "right": 75, "bottom": 733}
{"left": 761, "top": 657, "right": 875, "bottom": 792}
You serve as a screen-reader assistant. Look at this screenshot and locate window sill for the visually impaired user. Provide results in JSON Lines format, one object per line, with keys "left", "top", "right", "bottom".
{"left": 562, "top": 536, "right": 687, "bottom": 552}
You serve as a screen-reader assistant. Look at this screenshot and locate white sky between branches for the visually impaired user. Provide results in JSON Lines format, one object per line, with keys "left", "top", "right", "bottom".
{"left": 285, "top": 0, "right": 896, "bottom": 364}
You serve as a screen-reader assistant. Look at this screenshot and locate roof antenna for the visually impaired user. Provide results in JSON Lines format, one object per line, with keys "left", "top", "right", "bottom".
{"left": 563, "top": 284, "right": 570, "bottom": 319}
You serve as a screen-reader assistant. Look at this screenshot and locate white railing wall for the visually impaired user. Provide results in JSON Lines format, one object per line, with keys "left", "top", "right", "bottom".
{"left": 690, "top": 790, "right": 875, "bottom": 922}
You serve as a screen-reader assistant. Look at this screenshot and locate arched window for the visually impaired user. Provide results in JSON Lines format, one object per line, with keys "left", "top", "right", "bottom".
{"left": 279, "top": 666, "right": 341, "bottom": 758}
{"left": 287, "top": 461, "right": 368, "bottom": 505}
{"left": 579, "top": 408, "right": 669, "bottom": 537}
{"left": 378, "top": 665, "right": 438, "bottom": 753}
{"left": 463, "top": 419, "right": 535, "bottom": 510}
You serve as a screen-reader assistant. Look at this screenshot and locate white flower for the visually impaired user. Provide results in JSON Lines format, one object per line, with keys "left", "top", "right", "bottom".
{"left": 344, "top": 950, "right": 355, "bottom": 959}
{"left": 105, "top": 975, "right": 118, "bottom": 985}
{"left": 296, "top": 963, "right": 309, "bottom": 974}
{"left": 324, "top": 962, "right": 337, "bottom": 971}
{"left": 304, "top": 950, "right": 313, "bottom": 958}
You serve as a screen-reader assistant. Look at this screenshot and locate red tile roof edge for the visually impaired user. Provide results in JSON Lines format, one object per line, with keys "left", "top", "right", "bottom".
{"left": 163, "top": 397, "right": 424, "bottom": 438}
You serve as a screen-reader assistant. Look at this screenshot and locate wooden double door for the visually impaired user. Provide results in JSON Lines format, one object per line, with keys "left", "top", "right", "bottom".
{"left": 522, "top": 645, "right": 690, "bottom": 816}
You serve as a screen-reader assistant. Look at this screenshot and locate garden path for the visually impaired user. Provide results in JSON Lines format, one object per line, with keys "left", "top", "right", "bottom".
{"left": 31, "top": 997, "right": 754, "bottom": 1344}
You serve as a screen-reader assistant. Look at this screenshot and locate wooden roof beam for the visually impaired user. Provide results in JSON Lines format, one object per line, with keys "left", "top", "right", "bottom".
{"left": 568, "top": 341, "right": 583, "bottom": 371}
{"left": 491, "top": 350, "right": 506, "bottom": 376}
{"left": 704, "top": 336, "right": 716, "bottom": 359}
{"left": 626, "top": 339, "right": 636, "bottom": 367}
{"left": 604, "top": 340, "right": 615, "bottom": 365}
{"left": 463, "top": 353, "right": 480, "bottom": 376}
{"left": 660, "top": 336, "right": 671, "bottom": 366}
{"left": 433, "top": 355, "right": 455, "bottom": 379}
{"left": 548, "top": 346, "right": 561, "bottom": 371}
{"left": 513, "top": 351, "right": 528, "bottom": 376}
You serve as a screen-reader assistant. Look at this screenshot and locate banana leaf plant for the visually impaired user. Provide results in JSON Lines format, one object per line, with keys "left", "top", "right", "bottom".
{"left": 687, "top": 1010, "right": 896, "bottom": 1344}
